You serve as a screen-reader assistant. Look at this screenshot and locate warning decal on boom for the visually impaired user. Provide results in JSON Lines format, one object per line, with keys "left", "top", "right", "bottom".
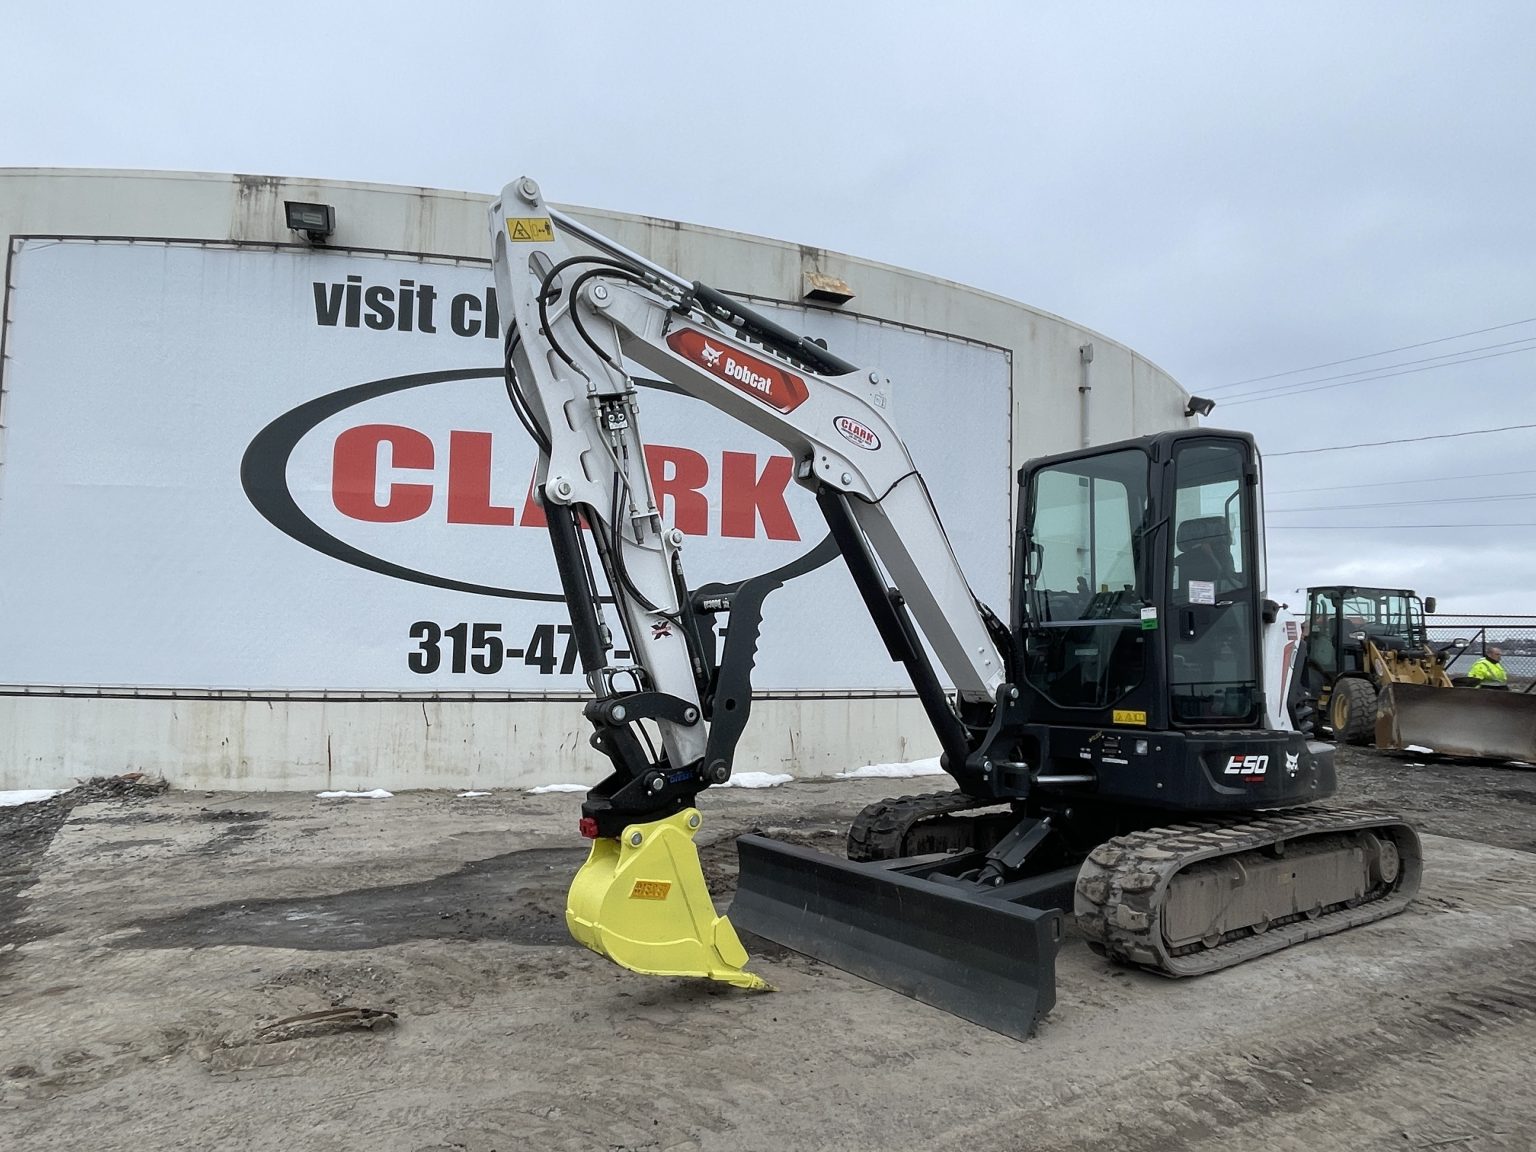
{"left": 505, "top": 217, "right": 555, "bottom": 242}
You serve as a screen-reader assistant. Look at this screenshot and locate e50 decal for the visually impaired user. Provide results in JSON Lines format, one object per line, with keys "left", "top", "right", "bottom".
{"left": 1224, "top": 754, "right": 1269, "bottom": 779}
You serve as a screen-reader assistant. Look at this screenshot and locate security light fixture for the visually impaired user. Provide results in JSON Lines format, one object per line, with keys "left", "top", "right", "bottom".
{"left": 285, "top": 201, "right": 335, "bottom": 243}
{"left": 802, "top": 271, "right": 855, "bottom": 306}
{"left": 1184, "top": 395, "right": 1217, "bottom": 418}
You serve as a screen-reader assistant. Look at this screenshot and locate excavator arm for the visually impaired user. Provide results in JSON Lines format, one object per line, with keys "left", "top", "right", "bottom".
{"left": 491, "top": 178, "right": 1008, "bottom": 827}
{"left": 489, "top": 176, "right": 1014, "bottom": 991}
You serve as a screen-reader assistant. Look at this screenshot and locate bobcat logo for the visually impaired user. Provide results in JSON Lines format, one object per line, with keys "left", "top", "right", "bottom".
{"left": 1285, "top": 751, "right": 1300, "bottom": 778}
{"left": 699, "top": 342, "right": 723, "bottom": 367}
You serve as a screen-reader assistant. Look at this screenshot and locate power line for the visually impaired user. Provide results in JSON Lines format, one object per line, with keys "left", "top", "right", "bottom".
{"left": 1221, "top": 342, "right": 1536, "bottom": 406}
{"left": 1218, "top": 339, "right": 1536, "bottom": 405}
{"left": 1272, "top": 526, "right": 1536, "bottom": 532}
{"left": 1206, "top": 316, "right": 1536, "bottom": 392}
{"left": 1227, "top": 336, "right": 1536, "bottom": 397}
{"left": 1268, "top": 423, "right": 1536, "bottom": 457}
{"left": 1269, "top": 467, "right": 1536, "bottom": 495}
{"left": 1269, "top": 492, "right": 1536, "bottom": 512}
{"left": 1272, "top": 495, "right": 1536, "bottom": 513}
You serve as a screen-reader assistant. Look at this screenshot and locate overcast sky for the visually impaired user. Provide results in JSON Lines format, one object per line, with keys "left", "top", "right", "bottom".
{"left": 4, "top": 1, "right": 1533, "bottom": 615}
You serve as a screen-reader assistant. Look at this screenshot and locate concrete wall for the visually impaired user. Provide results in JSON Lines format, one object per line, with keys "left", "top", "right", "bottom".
{"left": 0, "top": 693, "right": 934, "bottom": 792}
{"left": 0, "top": 169, "right": 1191, "bottom": 791}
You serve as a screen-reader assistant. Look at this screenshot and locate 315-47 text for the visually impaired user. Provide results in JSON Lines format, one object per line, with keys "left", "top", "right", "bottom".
{"left": 407, "top": 621, "right": 633, "bottom": 676}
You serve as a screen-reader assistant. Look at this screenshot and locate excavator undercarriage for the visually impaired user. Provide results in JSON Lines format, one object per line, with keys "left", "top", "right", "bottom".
{"left": 1073, "top": 806, "right": 1420, "bottom": 976}
{"left": 730, "top": 787, "right": 1421, "bottom": 1036}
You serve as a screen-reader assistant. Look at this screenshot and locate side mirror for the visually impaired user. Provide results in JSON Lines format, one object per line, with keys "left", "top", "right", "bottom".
{"left": 1433, "top": 637, "right": 1469, "bottom": 664}
{"left": 1424, "top": 596, "right": 1437, "bottom": 614}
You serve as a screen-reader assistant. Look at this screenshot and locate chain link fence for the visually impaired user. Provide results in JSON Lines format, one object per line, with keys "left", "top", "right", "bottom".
{"left": 1424, "top": 615, "right": 1536, "bottom": 683}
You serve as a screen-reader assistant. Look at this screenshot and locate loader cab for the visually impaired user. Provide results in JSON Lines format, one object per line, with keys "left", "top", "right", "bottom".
{"left": 1304, "top": 586, "right": 1428, "bottom": 685}
{"left": 1014, "top": 429, "right": 1265, "bottom": 734}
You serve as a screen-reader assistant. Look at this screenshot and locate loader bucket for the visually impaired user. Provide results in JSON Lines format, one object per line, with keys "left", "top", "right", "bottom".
{"left": 566, "top": 808, "right": 769, "bottom": 990}
{"left": 730, "top": 835, "right": 1063, "bottom": 1040}
{"left": 1377, "top": 682, "right": 1536, "bottom": 762}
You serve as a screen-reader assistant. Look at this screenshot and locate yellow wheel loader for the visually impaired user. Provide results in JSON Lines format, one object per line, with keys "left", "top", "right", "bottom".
{"left": 1303, "top": 586, "right": 1536, "bottom": 761}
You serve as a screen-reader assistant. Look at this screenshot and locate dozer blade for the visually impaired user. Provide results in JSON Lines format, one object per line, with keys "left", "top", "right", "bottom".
{"left": 730, "top": 835, "right": 1063, "bottom": 1040}
{"left": 566, "top": 808, "right": 769, "bottom": 990}
{"left": 1377, "top": 682, "right": 1536, "bottom": 761}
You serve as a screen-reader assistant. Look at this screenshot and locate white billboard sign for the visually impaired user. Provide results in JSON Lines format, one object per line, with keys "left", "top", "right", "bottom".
{"left": 0, "top": 239, "right": 1011, "bottom": 693}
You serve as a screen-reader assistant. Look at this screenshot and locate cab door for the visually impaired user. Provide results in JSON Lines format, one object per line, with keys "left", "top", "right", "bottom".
{"left": 1166, "top": 439, "right": 1263, "bottom": 725}
{"left": 1018, "top": 447, "right": 1156, "bottom": 724}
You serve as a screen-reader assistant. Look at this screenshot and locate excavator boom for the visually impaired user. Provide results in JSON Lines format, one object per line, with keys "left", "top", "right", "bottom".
{"left": 488, "top": 177, "right": 1023, "bottom": 999}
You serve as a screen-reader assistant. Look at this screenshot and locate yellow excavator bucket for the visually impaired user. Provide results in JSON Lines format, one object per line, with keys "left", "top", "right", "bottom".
{"left": 566, "top": 808, "right": 770, "bottom": 990}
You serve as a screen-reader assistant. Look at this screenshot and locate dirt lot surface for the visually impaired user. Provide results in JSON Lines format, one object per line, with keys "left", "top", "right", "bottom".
{"left": 3, "top": 752, "right": 1535, "bottom": 1152}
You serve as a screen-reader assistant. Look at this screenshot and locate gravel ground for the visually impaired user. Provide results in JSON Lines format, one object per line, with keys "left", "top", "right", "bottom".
{"left": 2, "top": 753, "right": 1534, "bottom": 1152}
{"left": 1332, "top": 743, "right": 1536, "bottom": 852}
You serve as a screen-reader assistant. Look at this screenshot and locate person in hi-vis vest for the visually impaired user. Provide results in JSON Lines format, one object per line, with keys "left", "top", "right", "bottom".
{"left": 1467, "top": 646, "right": 1508, "bottom": 683}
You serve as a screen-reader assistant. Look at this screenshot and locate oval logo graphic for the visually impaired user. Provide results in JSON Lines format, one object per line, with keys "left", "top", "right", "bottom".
{"left": 834, "top": 416, "right": 881, "bottom": 451}
{"left": 239, "top": 368, "right": 836, "bottom": 601}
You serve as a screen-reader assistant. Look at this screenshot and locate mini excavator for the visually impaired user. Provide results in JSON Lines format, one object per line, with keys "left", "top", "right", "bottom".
{"left": 488, "top": 178, "right": 1421, "bottom": 1039}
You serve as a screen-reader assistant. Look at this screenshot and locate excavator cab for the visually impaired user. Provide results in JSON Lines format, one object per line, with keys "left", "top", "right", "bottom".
{"left": 1018, "top": 434, "right": 1265, "bottom": 735}
{"left": 1006, "top": 431, "right": 1317, "bottom": 810}
{"left": 734, "top": 431, "right": 1385, "bottom": 1038}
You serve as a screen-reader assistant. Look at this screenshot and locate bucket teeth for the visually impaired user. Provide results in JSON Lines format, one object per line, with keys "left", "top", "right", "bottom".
{"left": 565, "top": 808, "right": 770, "bottom": 991}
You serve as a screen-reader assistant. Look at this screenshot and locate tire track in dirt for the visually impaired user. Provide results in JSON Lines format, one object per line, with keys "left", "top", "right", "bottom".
{"left": 0, "top": 779, "right": 170, "bottom": 972}
{"left": 938, "top": 941, "right": 1536, "bottom": 1151}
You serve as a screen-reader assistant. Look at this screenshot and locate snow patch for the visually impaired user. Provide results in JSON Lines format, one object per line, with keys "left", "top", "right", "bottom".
{"left": 529, "top": 773, "right": 794, "bottom": 793}
{"left": 316, "top": 789, "right": 394, "bottom": 799}
{"left": 456, "top": 790, "right": 492, "bottom": 798}
{"left": 1404, "top": 745, "right": 1436, "bottom": 755}
{"left": 835, "top": 758, "right": 944, "bottom": 780}
{"left": 718, "top": 772, "right": 793, "bottom": 789}
{"left": 0, "top": 789, "right": 65, "bottom": 807}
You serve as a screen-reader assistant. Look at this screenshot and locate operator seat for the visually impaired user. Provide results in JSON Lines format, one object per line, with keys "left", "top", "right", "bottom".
{"left": 1173, "top": 516, "right": 1234, "bottom": 597}
{"left": 1170, "top": 516, "right": 1246, "bottom": 718}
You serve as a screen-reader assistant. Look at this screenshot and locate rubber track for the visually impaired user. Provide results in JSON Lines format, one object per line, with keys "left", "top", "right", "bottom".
{"left": 1074, "top": 804, "right": 1423, "bottom": 977}
{"left": 846, "top": 791, "right": 995, "bottom": 861}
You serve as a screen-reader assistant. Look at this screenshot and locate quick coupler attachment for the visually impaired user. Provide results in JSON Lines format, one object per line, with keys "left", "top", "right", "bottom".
{"left": 566, "top": 808, "right": 770, "bottom": 991}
